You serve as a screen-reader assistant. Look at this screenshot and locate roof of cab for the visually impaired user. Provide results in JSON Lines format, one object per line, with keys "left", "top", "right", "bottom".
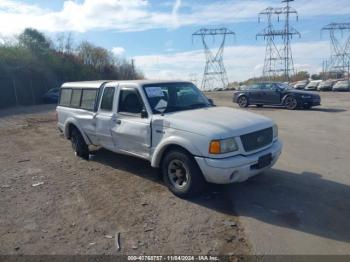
{"left": 106, "top": 79, "right": 192, "bottom": 86}
{"left": 61, "top": 79, "right": 192, "bottom": 89}
{"left": 61, "top": 80, "right": 109, "bottom": 89}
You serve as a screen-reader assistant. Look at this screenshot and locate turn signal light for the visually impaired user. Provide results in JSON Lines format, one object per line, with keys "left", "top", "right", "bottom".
{"left": 209, "top": 140, "right": 221, "bottom": 154}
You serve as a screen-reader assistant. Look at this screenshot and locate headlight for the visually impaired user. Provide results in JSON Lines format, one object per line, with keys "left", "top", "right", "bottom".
{"left": 273, "top": 124, "right": 278, "bottom": 140}
{"left": 209, "top": 137, "right": 238, "bottom": 154}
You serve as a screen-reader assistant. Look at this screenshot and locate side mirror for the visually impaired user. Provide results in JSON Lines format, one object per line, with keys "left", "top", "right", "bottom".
{"left": 208, "top": 98, "right": 215, "bottom": 106}
{"left": 141, "top": 108, "right": 148, "bottom": 118}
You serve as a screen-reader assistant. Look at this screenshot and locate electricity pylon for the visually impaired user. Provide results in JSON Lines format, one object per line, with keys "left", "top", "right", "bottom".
{"left": 257, "top": 7, "right": 284, "bottom": 80}
{"left": 192, "top": 28, "right": 235, "bottom": 91}
{"left": 257, "top": 0, "right": 300, "bottom": 81}
{"left": 321, "top": 22, "right": 350, "bottom": 78}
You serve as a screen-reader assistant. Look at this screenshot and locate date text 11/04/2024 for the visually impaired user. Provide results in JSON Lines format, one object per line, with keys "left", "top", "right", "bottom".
{"left": 127, "top": 255, "right": 220, "bottom": 261}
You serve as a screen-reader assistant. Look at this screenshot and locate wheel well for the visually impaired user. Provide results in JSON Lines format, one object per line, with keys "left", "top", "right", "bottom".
{"left": 67, "top": 123, "right": 79, "bottom": 139}
{"left": 283, "top": 94, "right": 298, "bottom": 104}
{"left": 238, "top": 94, "right": 248, "bottom": 102}
{"left": 159, "top": 144, "right": 193, "bottom": 167}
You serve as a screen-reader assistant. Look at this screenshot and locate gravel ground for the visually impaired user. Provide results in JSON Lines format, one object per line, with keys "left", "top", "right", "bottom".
{"left": 2, "top": 91, "right": 348, "bottom": 256}
{"left": 0, "top": 105, "right": 249, "bottom": 255}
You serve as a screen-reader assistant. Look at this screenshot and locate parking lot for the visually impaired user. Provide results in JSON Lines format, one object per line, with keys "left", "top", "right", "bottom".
{"left": 207, "top": 91, "right": 350, "bottom": 254}
{"left": 1, "top": 91, "right": 350, "bottom": 255}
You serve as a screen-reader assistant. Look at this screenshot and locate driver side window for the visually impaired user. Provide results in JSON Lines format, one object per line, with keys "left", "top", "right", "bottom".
{"left": 118, "top": 88, "right": 144, "bottom": 115}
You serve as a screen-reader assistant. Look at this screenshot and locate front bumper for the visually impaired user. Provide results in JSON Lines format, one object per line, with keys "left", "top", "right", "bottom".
{"left": 302, "top": 97, "right": 321, "bottom": 107}
{"left": 195, "top": 140, "right": 282, "bottom": 184}
{"left": 318, "top": 86, "right": 332, "bottom": 91}
{"left": 333, "top": 87, "right": 350, "bottom": 91}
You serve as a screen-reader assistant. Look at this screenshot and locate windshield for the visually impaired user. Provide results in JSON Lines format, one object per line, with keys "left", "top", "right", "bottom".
{"left": 143, "top": 82, "right": 211, "bottom": 114}
{"left": 336, "top": 81, "right": 349, "bottom": 86}
{"left": 321, "top": 81, "right": 333, "bottom": 86}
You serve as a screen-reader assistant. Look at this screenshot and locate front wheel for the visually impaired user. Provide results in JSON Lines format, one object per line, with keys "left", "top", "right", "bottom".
{"left": 161, "top": 149, "right": 206, "bottom": 198}
{"left": 284, "top": 96, "right": 298, "bottom": 110}
{"left": 238, "top": 96, "right": 249, "bottom": 108}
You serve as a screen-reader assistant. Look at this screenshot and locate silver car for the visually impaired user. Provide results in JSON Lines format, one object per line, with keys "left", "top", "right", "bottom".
{"left": 294, "top": 80, "right": 309, "bottom": 90}
{"left": 333, "top": 80, "right": 350, "bottom": 91}
{"left": 305, "top": 80, "right": 321, "bottom": 91}
{"left": 318, "top": 80, "right": 336, "bottom": 91}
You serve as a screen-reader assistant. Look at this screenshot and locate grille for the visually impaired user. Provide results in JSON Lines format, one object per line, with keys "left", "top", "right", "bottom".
{"left": 240, "top": 127, "right": 273, "bottom": 152}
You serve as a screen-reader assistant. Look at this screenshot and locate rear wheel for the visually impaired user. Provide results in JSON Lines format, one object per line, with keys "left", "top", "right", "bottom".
{"left": 303, "top": 104, "right": 311, "bottom": 109}
{"left": 161, "top": 149, "right": 206, "bottom": 198}
{"left": 71, "top": 129, "right": 89, "bottom": 160}
{"left": 256, "top": 104, "right": 263, "bottom": 108}
{"left": 238, "top": 96, "right": 249, "bottom": 108}
{"left": 284, "top": 96, "right": 298, "bottom": 110}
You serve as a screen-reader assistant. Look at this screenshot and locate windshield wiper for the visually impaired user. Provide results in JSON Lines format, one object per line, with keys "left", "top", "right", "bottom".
{"left": 186, "top": 103, "right": 210, "bottom": 109}
{"left": 155, "top": 106, "right": 182, "bottom": 113}
{"left": 155, "top": 103, "right": 209, "bottom": 114}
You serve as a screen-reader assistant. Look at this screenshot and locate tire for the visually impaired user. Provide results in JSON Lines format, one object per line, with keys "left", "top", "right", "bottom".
{"left": 303, "top": 104, "right": 311, "bottom": 110}
{"left": 256, "top": 104, "right": 263, "bottom": 108}
{"left": 284, "top": 96, "right": 298, "bottom": 110}
{"left": 238, "top": 96, "right": 249, "bottom": 108}
{"left": 161, "top": 149, "right": 206, "bottom": 198}
{"left": 71, "top": 128, "right": 89, "bottom": 160}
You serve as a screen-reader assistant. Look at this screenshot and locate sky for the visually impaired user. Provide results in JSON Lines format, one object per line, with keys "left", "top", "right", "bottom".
{"left": 0, "top": 0, "right": 349, "bottom": 82}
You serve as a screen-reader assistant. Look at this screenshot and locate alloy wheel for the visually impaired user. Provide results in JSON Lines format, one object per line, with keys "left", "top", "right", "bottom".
{"left": 167, "top": 159, "right": 189, "bottom": 189}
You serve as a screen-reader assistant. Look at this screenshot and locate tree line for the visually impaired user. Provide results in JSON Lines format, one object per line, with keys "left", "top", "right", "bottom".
{"left": 0, "top": 28, "right": 143, "bottom": 108}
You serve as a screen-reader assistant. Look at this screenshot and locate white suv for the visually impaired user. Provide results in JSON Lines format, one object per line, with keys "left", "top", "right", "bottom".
{"left": 57, "top": 80, "right": 282, "bottom": 198}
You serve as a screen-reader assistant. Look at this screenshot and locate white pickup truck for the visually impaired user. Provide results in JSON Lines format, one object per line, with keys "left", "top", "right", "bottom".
{"left": 57, "top": 80, "right": 282, "bottom": 198}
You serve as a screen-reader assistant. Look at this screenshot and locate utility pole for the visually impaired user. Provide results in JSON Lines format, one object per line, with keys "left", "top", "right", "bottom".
{"left": 192, "top": 27, "right": 235, "bottom": 91}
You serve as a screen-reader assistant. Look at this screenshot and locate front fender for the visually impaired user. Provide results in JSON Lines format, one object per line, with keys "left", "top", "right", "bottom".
{"left": 64, "top": 118, "right": 91, "bottom": 145}
{"left": 234, "top": 92, "right": 248, "bottom": 102}
{"left": 151, "top": 136, "right": 202, "bottom": 168}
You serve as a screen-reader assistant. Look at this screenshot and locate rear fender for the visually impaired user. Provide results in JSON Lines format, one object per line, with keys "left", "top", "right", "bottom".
{"left": 64, "top": 118, "right": 91, "bottom": 145}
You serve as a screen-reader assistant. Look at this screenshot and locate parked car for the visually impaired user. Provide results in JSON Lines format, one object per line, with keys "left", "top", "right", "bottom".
{"left": 57, "top": 80, "right": 282, "bottom": 198}
{"left": 294, "top": 80, "right": 309, "bottom": 90}
{"left": 305, "top": 80, "right": 322, "bottom": 91}
{"left": 42, "top": 88, "right": 60, "bottom": 103}
{"left": 332, "top": 80, "right": 350, "bottom": 91}
{"left": 233, "top": 82, "right": 321, "bottom": 110}
{"left": 238, "top": 85, "right": 247, "bottom": 90}
{"left": 318, "top": 80, "right": 336, "bottom": 91}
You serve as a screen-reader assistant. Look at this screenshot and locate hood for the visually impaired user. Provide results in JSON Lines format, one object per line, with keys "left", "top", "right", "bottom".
{"left": 152, "top": 107, "right": 274, "bottom": 139}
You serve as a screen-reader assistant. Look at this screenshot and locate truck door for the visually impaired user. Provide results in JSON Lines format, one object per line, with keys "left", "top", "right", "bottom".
{"left": 111, "top": 87, "right": 151, "bottom": 159}
{"left": 95, "top": 86, "right": 116, "bottom": 151}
